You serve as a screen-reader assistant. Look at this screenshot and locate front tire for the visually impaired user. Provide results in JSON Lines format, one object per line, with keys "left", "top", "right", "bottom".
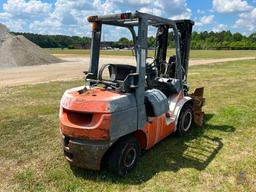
{"left": 177, "top": 104, "right": 193, "bottom": 136}
{"left": 108, "top": 136, "right": 140, "bottom": 176}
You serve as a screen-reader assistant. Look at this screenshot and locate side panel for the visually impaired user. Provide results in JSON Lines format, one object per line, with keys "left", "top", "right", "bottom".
{"left": 110, "top": 107, "right": 138, "bottom": 140}
{"left": 142, "top": 114, "right": 175, "bottom": 150}
{"left": 140, "top": 93, "right": 192, "bottom": 149}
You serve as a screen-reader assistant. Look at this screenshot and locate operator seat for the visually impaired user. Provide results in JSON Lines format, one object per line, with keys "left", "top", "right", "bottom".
{"left": 154, "top": 55, "right": 179, "bottom": 96}
{"left": 159, "top": 55, "right": 176, "bottom": 78}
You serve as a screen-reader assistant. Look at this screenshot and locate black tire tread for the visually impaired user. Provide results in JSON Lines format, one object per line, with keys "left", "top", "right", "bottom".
{"left": 176, "top": 103, "right": 194, "bottom": 136}
{"left": 107, "top": 135, "right": 140, "bottom": 176}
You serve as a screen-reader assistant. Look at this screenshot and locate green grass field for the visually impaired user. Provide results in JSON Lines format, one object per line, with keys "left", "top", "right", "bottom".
{"left": 1, "top": 59, "right": 256, "bottom": 191}
{"left": 48, "top": 48, "right": 256, "bottom": 59}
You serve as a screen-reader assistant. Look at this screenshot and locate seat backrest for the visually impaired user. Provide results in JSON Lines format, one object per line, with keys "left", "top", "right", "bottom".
{"left": 145, "top": 89, "right": 169, "bottom": 117}
{"left": 159, "top": 56, "right": 176, "bottom": 78}
{"left": 108, "top": 64, "right": 136, "bottom": 81}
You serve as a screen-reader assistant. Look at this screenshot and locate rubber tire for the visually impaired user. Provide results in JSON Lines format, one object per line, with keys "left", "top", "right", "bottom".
{"left": 177, "top": 104, "right": 194, "bottom": 136}
{"left": 107, "top": 136, "right": 140, "bottom": 176}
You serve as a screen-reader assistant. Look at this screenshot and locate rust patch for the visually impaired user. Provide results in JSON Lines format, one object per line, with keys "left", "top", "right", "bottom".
{"left": 189, "top": 87, "right": 205, "bottom": 126}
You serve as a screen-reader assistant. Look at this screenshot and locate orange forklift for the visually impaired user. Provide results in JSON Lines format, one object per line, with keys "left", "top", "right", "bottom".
{"left": 59, "top": 11, "right": 204, "bottom": 176}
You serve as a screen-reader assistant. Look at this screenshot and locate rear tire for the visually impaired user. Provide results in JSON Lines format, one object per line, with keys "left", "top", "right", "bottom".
{"left": 107, "top": 136, "right": 140, "bottom": 176}
{"left": 177, "top": 104, "right": 193, "bottom": 136}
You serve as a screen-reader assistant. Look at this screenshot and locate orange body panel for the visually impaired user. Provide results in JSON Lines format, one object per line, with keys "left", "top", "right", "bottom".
{"left": 60, "top": 109, "right": 111, "bottom": 140}
{"left": 61, "top": 87, "right": 124, "bottom": 113}
{"left": 142, "top": 114, "right": 175, "bottom": 149}
{"left": 60, "top": 87, "right": 121, "bottom": 140}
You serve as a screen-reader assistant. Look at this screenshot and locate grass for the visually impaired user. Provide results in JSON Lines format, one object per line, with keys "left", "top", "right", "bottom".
{"left": 48, "top": 48, "right": 256, "bottom": 59}
{"left": 1, "top": 59, "right": 256, "bottom": 191}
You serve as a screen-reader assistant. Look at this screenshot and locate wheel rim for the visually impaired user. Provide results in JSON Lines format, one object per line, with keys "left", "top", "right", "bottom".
{"left": 123, "top": 147, "right": 136, "bottom": 168}
{"left": 182, "top": 111, "right": 192, "bottom": 132}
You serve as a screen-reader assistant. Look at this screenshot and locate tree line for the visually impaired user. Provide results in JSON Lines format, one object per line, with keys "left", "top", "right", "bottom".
{"left": 148, "top": 31, "right": 256, "bottom": 50}
{"left": 13, "top": 31, "right": 256, "bottom": 50}
{"left": 13, "top": 32, "right": 91, "bottom": 49}
{"left": 190, "top": 31, "right": 256, "bottom": 50}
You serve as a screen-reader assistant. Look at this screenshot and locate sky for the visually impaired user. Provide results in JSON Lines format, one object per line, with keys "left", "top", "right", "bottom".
{"left": 0, "top": 0, "right": 255, "bottom": 40}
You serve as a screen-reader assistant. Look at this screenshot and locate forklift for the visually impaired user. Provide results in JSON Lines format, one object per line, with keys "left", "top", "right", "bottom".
{"left": 59, "top": 11, "right": 204, "bottom": 176}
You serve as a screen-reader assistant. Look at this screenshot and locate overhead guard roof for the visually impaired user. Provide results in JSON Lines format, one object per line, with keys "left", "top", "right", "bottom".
{"left": 87, "top": 11, "right": 194, "bottom": 28}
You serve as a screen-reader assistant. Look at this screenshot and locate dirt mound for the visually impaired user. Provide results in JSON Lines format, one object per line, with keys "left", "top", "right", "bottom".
{"left": 0, "top": 24, "right": 11, "bottom": 45}
{"left": 0, "top": 24, "right": 62, "bottom": 68}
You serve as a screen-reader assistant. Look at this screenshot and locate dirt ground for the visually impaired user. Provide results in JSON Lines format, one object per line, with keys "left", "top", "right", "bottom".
{"left": 0, "top": 55, "right": 255, "bottom": 88}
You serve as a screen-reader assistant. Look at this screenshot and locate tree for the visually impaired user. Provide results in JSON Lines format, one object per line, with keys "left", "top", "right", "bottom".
{"left": 118, "top": 37, "right": 130, "bottom": 45}
{"left": 148, "top": 36, "right": 156, "bottom": 48}
{"left": 249, "top": 33, "right": 256, "bottom": 42}
{"left": 233, "top": 33, "right": 243, "bottom": 41}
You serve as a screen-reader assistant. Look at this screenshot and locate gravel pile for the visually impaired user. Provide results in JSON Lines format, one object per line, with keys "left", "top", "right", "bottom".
{"left": 0, "top": 24, "right": 62, "bottom": 68}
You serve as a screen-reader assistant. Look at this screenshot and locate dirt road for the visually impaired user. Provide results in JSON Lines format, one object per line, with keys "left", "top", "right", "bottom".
{"left": 0, "top": 55, "right": 255, "bottom": 88}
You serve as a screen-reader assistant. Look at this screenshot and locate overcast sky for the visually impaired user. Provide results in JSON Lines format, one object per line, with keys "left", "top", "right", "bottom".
{"left": 0, "top": 0, "right": 255, "bottom": 40}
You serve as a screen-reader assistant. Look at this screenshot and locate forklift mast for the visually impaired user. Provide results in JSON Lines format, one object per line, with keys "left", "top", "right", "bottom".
{"left": 155, "top": 20, "right": 194, "bottom": 84}
{"left": 155, "top": 25, "right": 169, "bottom": 65}
{"left": 176, "top": 20, "right": 194, "bottom": 83}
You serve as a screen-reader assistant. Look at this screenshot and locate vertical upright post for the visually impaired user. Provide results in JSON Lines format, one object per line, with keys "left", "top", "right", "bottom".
{"left": 136, "top": 17, "right": 148, "bottom": 129}
{"left": 128, "top": 27, "right": 138, "bottom": 62}
{"left": 88, "top": 22, "right": 102, "bottom": 80}
{"left": 176, "top": 20, "right": 194, "bottom": 84}
{"left": 173, "top": 26, "right": 183, "bottom": 93}
{"left": 155, "top": 25, "right": 169, "bottom": 69}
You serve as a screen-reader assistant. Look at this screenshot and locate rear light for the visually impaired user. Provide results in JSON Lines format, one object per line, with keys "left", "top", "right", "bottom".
{"left": 92, "top": 22, "right": 98, "bottom": 30}
{"left": 88, "top": 15, "right": 98, "bottom": 22}
{"left": 120, "top": 13, "right": 131, "bottom": 20}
